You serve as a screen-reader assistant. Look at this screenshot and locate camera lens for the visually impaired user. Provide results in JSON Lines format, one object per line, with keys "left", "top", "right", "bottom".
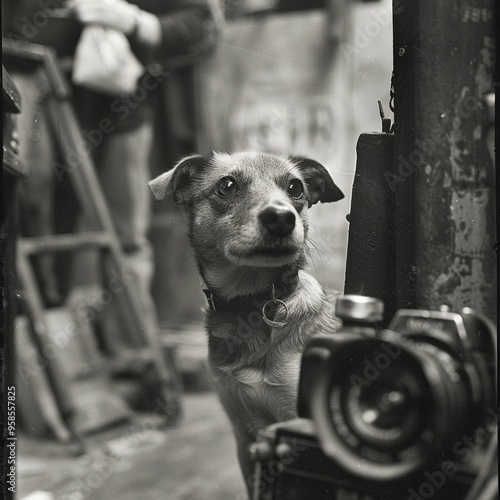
{"left": 337, "top": 355, "right": 430, "bottom": 451}
{"left": 310, "top": 335, "right": 472, "bottom": 481}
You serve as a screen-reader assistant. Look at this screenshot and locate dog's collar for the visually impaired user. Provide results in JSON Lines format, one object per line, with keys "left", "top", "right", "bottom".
{"left": 202, "top": 274, "right": 298, "bottom": 327}
{"left": 202, "top": 287, "right": 277, "bottom": 311}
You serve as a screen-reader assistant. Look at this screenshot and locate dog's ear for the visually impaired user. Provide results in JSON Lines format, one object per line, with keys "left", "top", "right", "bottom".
{"left": 149, "top": 154, "right": 208, "bottom": 203}
{"left": 289, "top": 155, "right": 344, "bottom": 206}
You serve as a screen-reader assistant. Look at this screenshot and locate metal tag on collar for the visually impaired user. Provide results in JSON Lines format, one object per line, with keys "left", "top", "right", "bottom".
{"left": 203, "top": 289, "right": 216, "bottom": 311}
{"left": 262, "top": 284, "right": 288, "bottom": 328}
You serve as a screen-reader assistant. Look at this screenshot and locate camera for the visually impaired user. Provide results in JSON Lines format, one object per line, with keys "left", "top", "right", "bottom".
{"left": 249, "top": 296, "right": 497, "bottom": 500}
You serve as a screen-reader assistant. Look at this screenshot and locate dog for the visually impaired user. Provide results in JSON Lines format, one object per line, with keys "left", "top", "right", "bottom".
{"left": 149, "top": 151, "right": 344, "bottom": 489}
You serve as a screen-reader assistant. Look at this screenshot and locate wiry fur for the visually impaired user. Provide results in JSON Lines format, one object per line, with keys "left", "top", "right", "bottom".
{"left": 149, "top": 151, "right": 343, "bottom": 491}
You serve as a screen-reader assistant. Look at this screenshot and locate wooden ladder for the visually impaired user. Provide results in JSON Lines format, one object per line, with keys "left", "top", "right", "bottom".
{"left": 3, "top": 39, "right": 181, "bottom": 448}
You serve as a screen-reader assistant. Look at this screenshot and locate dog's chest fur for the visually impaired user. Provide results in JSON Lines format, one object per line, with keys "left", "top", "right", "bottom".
{"left": 205, "top": 271, "right": 341, "bottom": 439}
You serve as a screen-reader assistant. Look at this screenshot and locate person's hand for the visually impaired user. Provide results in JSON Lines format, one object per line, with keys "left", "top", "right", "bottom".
{"left": 67, "top": 0, "right": 138, "bottom": 34}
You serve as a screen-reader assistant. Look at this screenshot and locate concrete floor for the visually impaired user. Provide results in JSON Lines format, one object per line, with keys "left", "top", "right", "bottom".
{"left": 17, "top": 392, "right": 246, "bottom": 500}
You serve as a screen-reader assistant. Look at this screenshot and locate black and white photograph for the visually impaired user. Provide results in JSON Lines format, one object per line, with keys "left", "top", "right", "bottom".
{"left": 1, "top": 0, "right": 497, "bottom": 499}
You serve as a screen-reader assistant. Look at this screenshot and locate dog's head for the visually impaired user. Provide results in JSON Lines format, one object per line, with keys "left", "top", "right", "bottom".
{"left": 149, "top": 152, "right": 343, "bottom": 269}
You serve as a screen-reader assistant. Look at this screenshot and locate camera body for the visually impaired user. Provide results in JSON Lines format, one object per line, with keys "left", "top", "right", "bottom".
{"left": 250, "top": 296, "right": 496, "bottom": 500}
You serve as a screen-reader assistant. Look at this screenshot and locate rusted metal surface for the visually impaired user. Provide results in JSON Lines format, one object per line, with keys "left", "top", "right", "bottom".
{"left": 394, "top": 0, "right": 496, "bottom": 319}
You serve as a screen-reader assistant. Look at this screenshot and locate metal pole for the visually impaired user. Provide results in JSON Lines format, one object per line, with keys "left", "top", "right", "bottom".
{"left": 393, "top": 0, "right": 496, "bottom": 319}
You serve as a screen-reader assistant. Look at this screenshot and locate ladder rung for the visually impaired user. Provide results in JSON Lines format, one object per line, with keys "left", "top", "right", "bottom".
{"left": 19, "top": 232, "right": 112, "bottom": 255}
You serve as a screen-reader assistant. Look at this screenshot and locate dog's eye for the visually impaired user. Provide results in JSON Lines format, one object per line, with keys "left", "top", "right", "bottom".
{"left": 287, "top": 179, "right": 304, "bottom": 199}
{"left": 217, "top": 177, "right": 238, "bottom": 196}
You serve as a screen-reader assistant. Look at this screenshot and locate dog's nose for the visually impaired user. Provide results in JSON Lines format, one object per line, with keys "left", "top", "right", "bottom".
{"left": 259, "top": 205, "right": 296, "bottom": 237}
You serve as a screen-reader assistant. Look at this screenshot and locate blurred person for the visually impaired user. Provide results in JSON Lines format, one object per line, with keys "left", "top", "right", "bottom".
{"left": 3, "top": 0, "right": 213, "bottom": 324}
